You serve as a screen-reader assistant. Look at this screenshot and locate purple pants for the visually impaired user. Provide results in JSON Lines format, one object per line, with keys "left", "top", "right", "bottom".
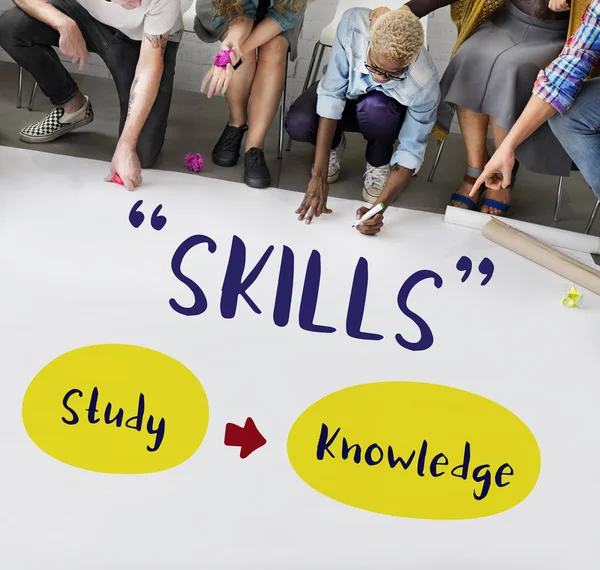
{"left": 285, "top": 82, "right": 406, "bottom": 167}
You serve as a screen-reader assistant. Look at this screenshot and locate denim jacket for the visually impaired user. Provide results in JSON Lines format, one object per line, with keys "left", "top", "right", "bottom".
{"left": 317, "top": 7, "right": 440, "bottom": 172}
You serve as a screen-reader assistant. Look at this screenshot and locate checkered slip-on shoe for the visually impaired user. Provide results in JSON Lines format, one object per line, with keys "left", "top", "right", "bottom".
{"left": 19, "top": 96, "right": 94, "bottom": 144}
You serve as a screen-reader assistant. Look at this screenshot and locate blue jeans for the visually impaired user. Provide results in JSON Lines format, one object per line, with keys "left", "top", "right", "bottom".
{"left": 0, "top": 0, "right": 178, "bottom": 168}
{"left": 549, "top": 78, "right": 600, "bottom": 201}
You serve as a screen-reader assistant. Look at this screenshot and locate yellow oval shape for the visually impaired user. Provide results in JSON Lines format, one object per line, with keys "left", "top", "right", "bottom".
{"left": 288, "top": 382, "right": 540, "bottom": 520}
{"left": 22, "top": 344, "right": 209, "bottom": 474}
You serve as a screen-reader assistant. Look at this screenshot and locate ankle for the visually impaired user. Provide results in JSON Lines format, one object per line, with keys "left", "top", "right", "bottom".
{"left": 63, "top": 92, "right": 86, "bottom": 113}
{"left": 465, "top": 164, "right": 485, "bottom": 177}
{"left": 228, "top": 115, "right": 248, "bottom": 129}
{"left": 245, "top": 141, "right": 264, "bottom": 153}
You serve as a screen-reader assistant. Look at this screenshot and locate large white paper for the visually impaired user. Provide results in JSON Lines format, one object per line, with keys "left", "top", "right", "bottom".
{"left": 0, "top": 146, "right": 598, "bottom": 570}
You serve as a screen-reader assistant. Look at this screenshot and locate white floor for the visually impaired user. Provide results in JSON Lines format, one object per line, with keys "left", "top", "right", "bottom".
{"left": 0, "top": 146, "right": 598, "bottom": 569}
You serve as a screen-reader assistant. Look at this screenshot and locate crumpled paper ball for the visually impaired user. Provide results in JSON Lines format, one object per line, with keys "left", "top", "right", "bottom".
{"left": 562, "top": 285, "right": 582, "bottom": 308}
{"left": 214, "top": 49, "right": 234, "bottom": 68}
{"left": 185, "top": 153, "right": 205, "bottom": 173}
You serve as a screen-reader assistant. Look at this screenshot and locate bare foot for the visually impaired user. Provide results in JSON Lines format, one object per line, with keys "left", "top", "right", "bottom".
{"left": 480, "top": 186, "right": 512, "bottom": 215}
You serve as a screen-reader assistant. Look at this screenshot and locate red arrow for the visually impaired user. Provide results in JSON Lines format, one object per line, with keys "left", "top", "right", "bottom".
{"left": 224, "top": 417, "right": 267, "bottom": 459}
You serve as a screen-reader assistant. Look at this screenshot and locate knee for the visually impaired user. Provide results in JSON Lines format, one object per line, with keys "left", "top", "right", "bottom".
{"left": 138, "top": 147, "right": 160, "bottom": 170}
{"left": 258, "top": 36, "right": 289, "bottom": 65}
{"left": 357, "top": 93, "right": 403, "bottom": 132}
{"left": 0, "top": 8, "right": 27, "bottom": 49}
{"left": 548, "top": 111, "right": 569, "bottom": 137}
{"left": 285, "top": 105, "right": 312, "bottom": 141}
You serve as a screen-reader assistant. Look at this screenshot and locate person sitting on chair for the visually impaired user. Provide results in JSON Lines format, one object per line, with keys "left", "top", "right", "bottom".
{"left": 284, "top": 7, "right": 440, "bottom": 236}
{"left": 470, "top": 0, "right": 600, "bottom": 210}
{"left": 0, "top": 0, "right": 183, "bottom": 191}
{"left": 195, "top": 0, "right": 307, "bottom": 189}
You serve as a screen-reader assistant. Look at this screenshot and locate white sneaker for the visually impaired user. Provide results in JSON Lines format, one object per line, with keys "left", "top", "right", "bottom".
{"left": 327, "top": 133, "right": 346, "bottom": 184}
{"left": 362, "top": 162, "right": 390, "bottom": 203}
{"left": 19, "top": 96, "right": 94, "bottom": 144}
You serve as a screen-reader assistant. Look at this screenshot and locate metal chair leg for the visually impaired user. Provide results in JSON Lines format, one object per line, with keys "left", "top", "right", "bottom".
{"left": 28, "top": 82, "right": 38, "bottom": 111}
{"left": 278, "top": 55, "right": 289, "bottom": 160}
{"left": 553, "top": 176, "right": 564, "bottom": 223}
{"left": 428, "top": 138, "right": 446, "bottom": 182}
{"left": 17, "top": 66, "right": 23, "bottom": 108}
{"left": 286, "top": 41, "right": 322, "bottom": 152}
{"left": 584, "top": 200, "right": 599, "bottom": 235}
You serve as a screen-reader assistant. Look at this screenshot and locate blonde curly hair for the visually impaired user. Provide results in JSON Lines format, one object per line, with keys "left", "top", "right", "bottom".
{"left": 370, "top": 9, "right": 424, "bottom": 68}
{"left": 213, "top": 0, "right": 306, "bottom": 21}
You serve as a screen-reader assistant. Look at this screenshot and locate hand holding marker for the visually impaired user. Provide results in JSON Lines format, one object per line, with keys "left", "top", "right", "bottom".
{"left": 353, "top": 202, "right": 385, "bottom": 228}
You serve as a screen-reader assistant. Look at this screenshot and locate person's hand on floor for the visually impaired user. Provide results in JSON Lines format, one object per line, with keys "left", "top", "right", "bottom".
{"left": 105, "top": 144, "right": 142, "bottom": 191}
{"left": 296, "top": 173, "right": 331, "bottom": 224}
{"left": 58, "top": 19, "right": 91, "bottom": 71}
{"left": 201, "top": 39, "right": 241, "bottom": 98}
{"left": 355, "top": 206, "right": 384, "bottom": 236}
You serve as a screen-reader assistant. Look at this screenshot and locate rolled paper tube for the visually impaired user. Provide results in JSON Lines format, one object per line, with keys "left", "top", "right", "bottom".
{"left": 214, "top": 49, "right": 234, "bottom": 68}
{"left": 482, "top": 218, "right": 600, "bottom": 296}
{"left": 444, "top": 206, "right": 600, "bottom": 255}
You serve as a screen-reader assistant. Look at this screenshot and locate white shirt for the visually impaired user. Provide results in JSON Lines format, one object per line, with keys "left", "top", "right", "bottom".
{"left": 76, "top": 0, "right": 183, "bottom": 42}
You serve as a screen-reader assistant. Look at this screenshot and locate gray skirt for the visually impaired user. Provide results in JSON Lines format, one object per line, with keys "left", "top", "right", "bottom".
{"left": 437, "top": 1, "right": 571, "bottom": 176}
{"left": 193, "top": 0, "right": 304, "bottom": 61}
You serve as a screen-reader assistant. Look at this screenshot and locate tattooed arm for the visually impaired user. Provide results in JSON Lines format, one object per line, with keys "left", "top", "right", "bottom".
{"left": 119, "top": 32, "right": 168, "bottom": 153}
{"left": 107, "top": 32, "right": 169, "bottom": 190}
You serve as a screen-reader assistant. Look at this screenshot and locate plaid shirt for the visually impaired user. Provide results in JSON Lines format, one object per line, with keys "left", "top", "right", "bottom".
{"left": 533, "top": 0, "right": 600, "bottom": 114}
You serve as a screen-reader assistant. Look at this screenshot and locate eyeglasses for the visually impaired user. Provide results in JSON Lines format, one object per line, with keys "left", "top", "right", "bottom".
{"left": 364, "top": 61, "right": 407, "bottom": 81}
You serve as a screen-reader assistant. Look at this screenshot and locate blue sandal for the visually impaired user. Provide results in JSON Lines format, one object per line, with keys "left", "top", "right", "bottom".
{"left": 481, "top": 195, "right": 510, "bottom": 215}
{"left": 450, "top": 172, "right": 483, "bottom": 210}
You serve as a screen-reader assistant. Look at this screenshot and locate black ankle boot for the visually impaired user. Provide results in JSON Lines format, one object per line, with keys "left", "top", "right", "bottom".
{"left": 244, "top": 148, "right": 271, "bottom": 188}
{"left": 212, "top": 124, "right": 248, "bottom": 167}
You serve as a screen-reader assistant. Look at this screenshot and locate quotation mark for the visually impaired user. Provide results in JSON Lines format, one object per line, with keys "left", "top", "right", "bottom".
{"left": 456, "top": 256, "right": 495, "bottom": 286}
{"left": 129, "top": 200, "right": 167, "bottom": 231}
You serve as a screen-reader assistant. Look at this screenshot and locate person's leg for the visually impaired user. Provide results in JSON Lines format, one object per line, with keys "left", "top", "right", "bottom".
{"left": 549, "top": 79, "right": 600, "bottom": 203}
{"left": 246, "top": 35, "right": 289, "bottom": 151}
{"left": 285, "top": 82, "right": 345, "bottom": 146}
{"left": 0, "top": 6, "right": 77, "bottom": 107}
{"left": 286, "top": 81, "right": 353, "bottom": 184}
{"left": 243, "top": 34, "right": 290, "bottom": 188}
{"left": 480, "top": 116, "right": 514, "bottom": 215}
{"left": 212, "top": 21, "right": 257, "bottom": 168}
{"left": 0, "top": 0, "right": 113, "bottom": 142}
{"left": 355, "top": 91, "right": 405, "bottom": 167}
{"left": 354, "top": 91, "right": 405, "bottom": 204}
{"left": 452, "top": 106, "right": 490, "bottom": 209}
{"left": 356, "top": 91, "right": 406, "bottom": 204}
{"left": 285, "top": 82, "right": 321, "bottom": 144}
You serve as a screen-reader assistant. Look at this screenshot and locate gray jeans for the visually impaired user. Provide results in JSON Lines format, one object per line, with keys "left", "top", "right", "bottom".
{"left": 0, "top": 0, "right": 178, "bottom": 168}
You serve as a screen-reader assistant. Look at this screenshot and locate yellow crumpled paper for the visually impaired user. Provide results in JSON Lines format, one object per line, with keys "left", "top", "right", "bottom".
{"left": 562, "top": 285, "right": 582, "bottom": 308}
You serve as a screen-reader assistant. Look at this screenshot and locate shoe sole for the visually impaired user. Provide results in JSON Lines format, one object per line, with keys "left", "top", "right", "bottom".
{"left": 328, "top": 170, "right": 340, "bottom": 184}
{"left": 19, "top": 114, "right": 94, "bottom": 144}
{"left": 244, "top": 175, "right": 271, "bottom": 189}
{"left": 212, "top": 153, "right": 239, "bottom": 168}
